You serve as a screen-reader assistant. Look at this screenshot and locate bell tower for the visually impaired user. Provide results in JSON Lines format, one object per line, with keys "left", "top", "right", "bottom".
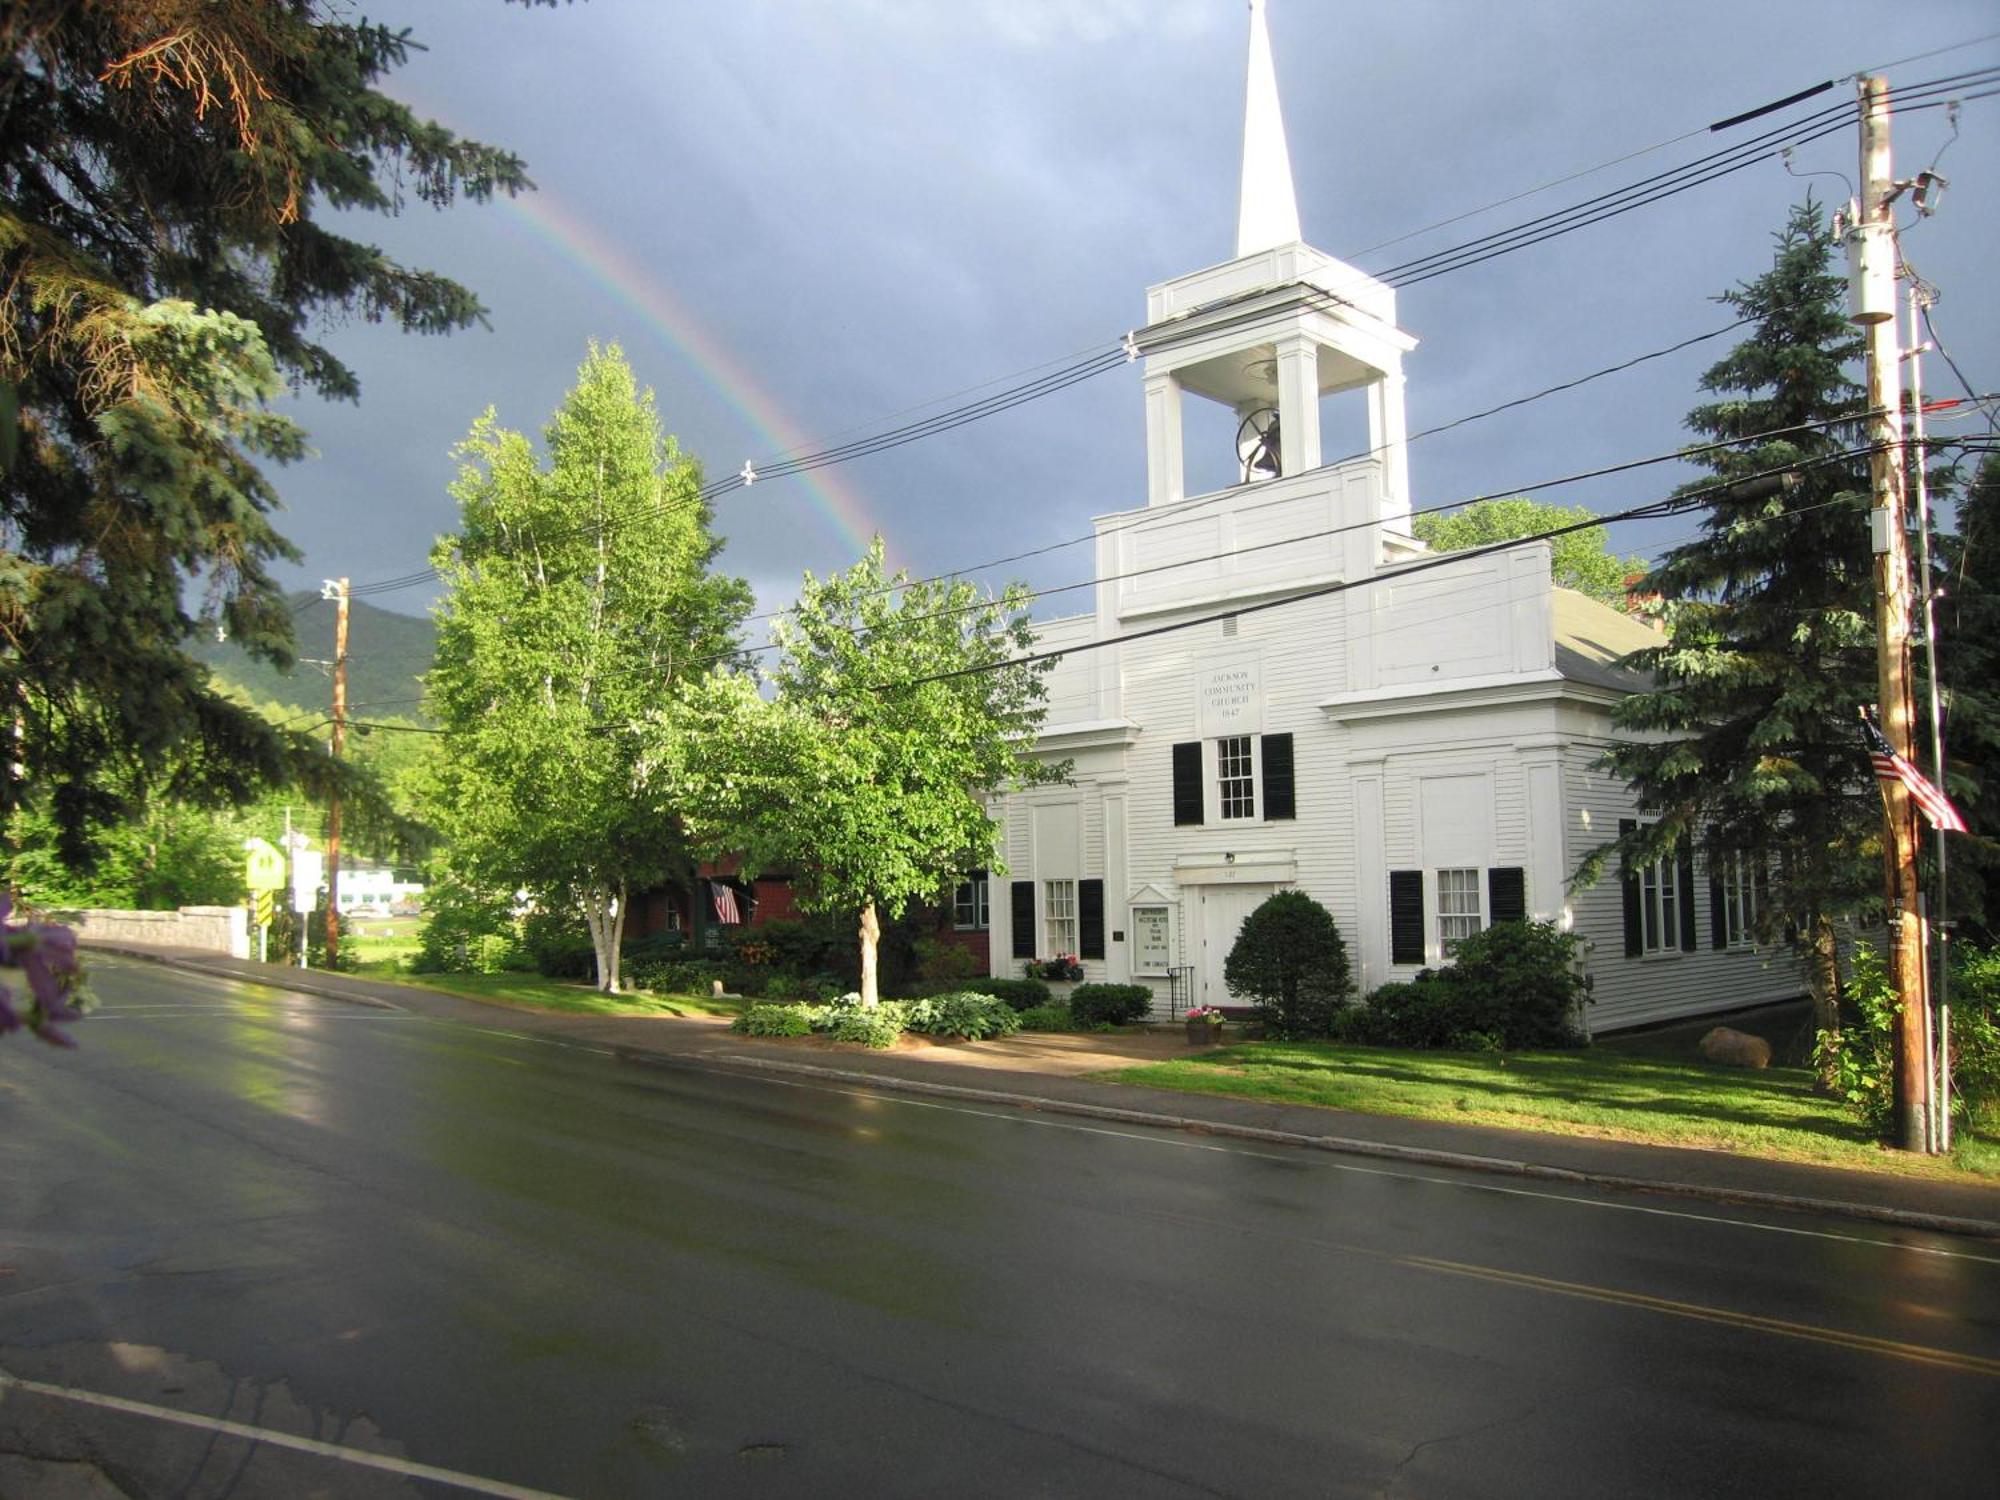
{"left": 1137, "top": 0, "right": 1417, "bottom": 543}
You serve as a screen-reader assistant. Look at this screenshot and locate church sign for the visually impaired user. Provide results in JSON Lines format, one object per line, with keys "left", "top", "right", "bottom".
{"left": 1131, "top": 904, "right": 1173, "bottom": 976}
{"left": 1196, "top": 656, "right": 1263, "bottom": 738}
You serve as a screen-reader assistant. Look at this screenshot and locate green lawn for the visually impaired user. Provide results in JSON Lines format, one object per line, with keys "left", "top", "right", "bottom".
{"left": 1108, "top": 1041, "right": 2000, "bottom": 1182}
{"left": 379, "top": 969, "right": 745, "bottom": 1020}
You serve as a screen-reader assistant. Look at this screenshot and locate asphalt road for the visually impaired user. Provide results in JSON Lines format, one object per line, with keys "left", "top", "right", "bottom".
{"left": 3, "top": 958, "right": 1996, "bottom": 1498}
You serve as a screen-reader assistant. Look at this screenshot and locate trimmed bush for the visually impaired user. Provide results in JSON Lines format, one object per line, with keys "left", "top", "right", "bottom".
{"left": 980, "top": 976, "right": 1052, "bottom": 1012}
{"left": 1351, "top": 920, "right": 1590, "bottom": 1051}
{"left": 903, "top": 992, "right": 1022, "bottom": 1041}
{"left": 1223, "top": 891, "right": 1352, "bottom": 1038}
{"left": 1068, "top": 982, "right": 1153, "bottom": 1026}
{"left": 733, "top": 1003, "right": 816, "bottom": 1038}
{"left": 1439, "top": 919, "right": 1590, "bottom": 1048}
{"left": 1016, "top": 1003, "right": 1078, "bottom": 1033}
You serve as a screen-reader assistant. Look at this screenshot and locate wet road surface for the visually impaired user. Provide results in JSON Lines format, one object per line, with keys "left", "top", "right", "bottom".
{"left": 3, "top": 957, "right": 1997, "bottom": 1497}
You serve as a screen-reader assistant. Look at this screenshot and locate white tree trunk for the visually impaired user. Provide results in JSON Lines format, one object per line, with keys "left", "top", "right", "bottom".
{"left": 582, "top": 884, "right": 619, "bottom": 993}
{"left": 858, "top": 901, "right": 881, "bottom": 1007}
{"left": 608, "top": 878, "right": 628, "bottom": 993}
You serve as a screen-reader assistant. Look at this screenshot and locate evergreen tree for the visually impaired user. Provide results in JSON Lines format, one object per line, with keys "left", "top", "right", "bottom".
{"left": 1938, "top": 452, "right": 2000, "bottom": 940}
{"left": 0, "top": 3, "right": 546, "bottom": 862}
{"left": 426, "top": 345, "right": 752, "bottom": 992}
{"left": 1593, "top": 201, "right": 1876, "bottom": 1048}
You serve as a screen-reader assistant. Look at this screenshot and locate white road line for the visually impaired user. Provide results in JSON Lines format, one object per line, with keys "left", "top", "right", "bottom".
{"left": 736, "top": 1071, "right": 2000, "bottom": 1267}
{"left": 0, "top": 1369, "right": 570, "bottom": 1499}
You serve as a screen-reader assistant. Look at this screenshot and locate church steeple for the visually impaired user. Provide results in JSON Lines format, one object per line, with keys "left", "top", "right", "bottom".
{"left": 1237, "top": 0, "right": 1301, "bottom": 257}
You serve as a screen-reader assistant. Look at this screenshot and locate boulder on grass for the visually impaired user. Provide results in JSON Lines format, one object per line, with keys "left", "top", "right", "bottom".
{"left": 1698, "top": 1026, "right": 1772, "bottom": 1069}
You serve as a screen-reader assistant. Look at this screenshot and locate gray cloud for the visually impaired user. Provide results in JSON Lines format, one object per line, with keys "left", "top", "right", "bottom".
{"left": 269, "top": 0, "right": 1999, "bottom": 631}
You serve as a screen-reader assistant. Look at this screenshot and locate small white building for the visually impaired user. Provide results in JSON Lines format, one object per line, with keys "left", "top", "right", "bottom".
{"left": 982, "top": 2, "right": 1799, "bottom": 1033}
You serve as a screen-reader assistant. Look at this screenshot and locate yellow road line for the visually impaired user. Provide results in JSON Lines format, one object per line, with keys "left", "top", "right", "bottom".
{"left": 1404, "top": 1254, "right": 2000, "bottom": 1377}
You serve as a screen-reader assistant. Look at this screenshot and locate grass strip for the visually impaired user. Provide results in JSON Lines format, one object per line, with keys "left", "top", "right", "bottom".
{"left": 1108, "top": 1041, "right": 1999, "bottom": 1181}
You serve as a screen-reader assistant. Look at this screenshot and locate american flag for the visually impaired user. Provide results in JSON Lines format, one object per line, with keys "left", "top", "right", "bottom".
{"left": 1861, "top": 712, "right": 1967, "bottom": 834}
{"left": 711, "top": 880, "right": 742, "bottom": 924}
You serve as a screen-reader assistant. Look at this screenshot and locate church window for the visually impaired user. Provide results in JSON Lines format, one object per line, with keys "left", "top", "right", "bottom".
{"left": 1045, "top": 879, "right": 1077, "bottom": 955}
{"left": 1437, "top": 868, "right": 1482, "bottom": 949}
{"left": 1218, "top": 736, "right": 1256, "bottom": 819}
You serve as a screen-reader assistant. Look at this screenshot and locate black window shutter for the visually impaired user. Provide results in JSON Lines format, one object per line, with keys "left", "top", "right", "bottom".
{"left": 1078, "top": 879, "right": 1105, "bottom": 960}
{"left": 1389, "top": 871, "right": 1425, "bottom": 965}
{"left": 1010, "top": 880, "right": 1036, "bottom": 960}
{"left": 1619, "top": 818, "right": 1643, "bottom": 958}
{"left": 1172, "top": 742, "right": 1204, "bottom": 826}
{"left": 1677, "top": 843, "right": 1699, "bottom": 952}
{"left": 1709, "top": 849, "right": 1727, "bottom": 950}
{"left": 1487, "top": 867, "right": 1526, "bottom": 924}
{"left": 1261, "top": 733, "right": 1296, "bottom": 820}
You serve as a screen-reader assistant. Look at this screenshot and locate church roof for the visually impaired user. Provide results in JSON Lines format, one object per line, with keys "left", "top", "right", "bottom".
{"left": 1551, "top": 587, "right": 1661, "bottom": 694}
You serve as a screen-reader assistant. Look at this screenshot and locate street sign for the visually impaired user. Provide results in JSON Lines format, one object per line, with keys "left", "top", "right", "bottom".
{"left": 244, "top": 837, "right": 286, "bottom": 893}
{"left": 253, "top": 890, "right": 276, "bottom": 930}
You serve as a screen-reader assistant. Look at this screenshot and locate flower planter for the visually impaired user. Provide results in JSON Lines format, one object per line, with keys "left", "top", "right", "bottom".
{"left": 1185, "top": 1018, "right": 1224, "bottom": 1047}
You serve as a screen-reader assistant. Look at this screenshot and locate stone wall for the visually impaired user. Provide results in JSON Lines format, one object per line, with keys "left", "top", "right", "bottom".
{"left": 65, "top": 905, "right": 250, "bottom": 959}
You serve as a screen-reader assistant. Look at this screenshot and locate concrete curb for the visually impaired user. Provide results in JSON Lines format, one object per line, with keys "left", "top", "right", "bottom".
{"left": 92, "top": 942, "right": 2000, "bottom": 1243}
{"left": 84, "top": 943, "right": 405, "bottom": 1012}
{"left": 624, "top": 1049, "right": 2000, "bottom": 1243}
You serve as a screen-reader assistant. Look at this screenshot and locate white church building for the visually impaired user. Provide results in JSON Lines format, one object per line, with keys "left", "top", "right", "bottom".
{"left": 981, "top": 2, "right": 1801, "bottom": 1034}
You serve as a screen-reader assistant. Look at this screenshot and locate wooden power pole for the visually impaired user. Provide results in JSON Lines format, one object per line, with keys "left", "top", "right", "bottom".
{"left": 1855, "top": 77, "right": 1931, "bottom": 1152}
{"left": 324, "top": 576, "right": 350, "bottom": 969}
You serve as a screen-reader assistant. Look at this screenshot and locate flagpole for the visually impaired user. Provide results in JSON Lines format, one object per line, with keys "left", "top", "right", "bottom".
{"left": 1907, "top": 280, "right": 1952, "bottom": 1153}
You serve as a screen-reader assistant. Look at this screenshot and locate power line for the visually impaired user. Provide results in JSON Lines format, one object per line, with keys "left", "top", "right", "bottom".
{"left": 885, "top": 444, "right": 1887, "bottom": 692}
{"left": 330, "top": 63, "right": 1992, "bottom": 604}
{"left": 542, "top": 408, "right": 1887, "bottom": 696}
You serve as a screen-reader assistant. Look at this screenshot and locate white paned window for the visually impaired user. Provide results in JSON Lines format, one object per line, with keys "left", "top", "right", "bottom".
{"left": 1437, "top": 867, "right": 1482, "bottom": 950}
{"left": 953, "top": 872, "right": 989, "bottom": 931}
{"left": 1641, "top": 854, "right": 1678, "bottom": 954}
{"left": 1217, "top": 735, "right": 1256, "bottom": 820}
{"left": 1719, "top": 855, "right": 1756, "bottom": 948}
{"left": 1044, "top": 879, "right": 1077, "bottom": 956}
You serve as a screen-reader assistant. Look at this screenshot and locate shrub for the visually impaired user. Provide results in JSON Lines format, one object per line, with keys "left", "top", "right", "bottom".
{"left": 1349, "top": 974, "right": 1467, "bottom": 1048}
{"left": 520, "top": 906, "right": 597, "bottom": 980}
{"left": 912, "top": 934, "right": 980, "bottom": 983}
{"left": 980, "top": 977, "right": 1051, "bottom": 1011}
{"left": 1824, "top": 941, "right": 2000, "bottom": 1132}
{"left": 1949, "top": 946, "right": 2000, "bottom": 1124}
{"left": 812, "top": 995, "right": 909, "bottom": 1048}
{"left": 1016, "top": 1003, "right": 1078, "bottom": 1032}
{"left": 411, "top": 879, "right": 518, "bottom": 974}
{"left": 903, "top": 992, "right": 1022, "bottom": 1041}
{"left": 633, "top": 957, "right": 732, "bottom": 995}
{"left": 1068, "top": 982, "right": 1153, "bottom": 1026}
{"left": 1438, "top": 919, "right": 1590, "bottom": 1048}
{"left": 1223, "top": 891, "right": 1351, "bottom": 1038}
{"left": 733, "top": 1003, "right": 816, "bottom": 1038}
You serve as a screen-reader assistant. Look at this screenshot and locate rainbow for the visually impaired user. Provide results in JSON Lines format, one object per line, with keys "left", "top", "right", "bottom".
{"left": 496, "top": 185, "right": 889, "bottom": 567}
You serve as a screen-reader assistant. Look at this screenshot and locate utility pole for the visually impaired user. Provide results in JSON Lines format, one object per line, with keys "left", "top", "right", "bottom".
{"left": 323, "top": 577, "right": 350, "bottom": 969}
{"left": 1853, "top": 76, "right": 1930, "bottom": 1152}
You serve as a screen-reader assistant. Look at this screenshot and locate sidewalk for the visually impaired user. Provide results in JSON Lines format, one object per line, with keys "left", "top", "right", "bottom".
{"left": 88, "top": 942, "right": 2000, "bottom": 1240}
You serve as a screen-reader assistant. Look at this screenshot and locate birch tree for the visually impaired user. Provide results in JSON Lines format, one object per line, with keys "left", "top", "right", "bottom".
{"left": 427, "top": 345, "right": 749, "bottom": 991}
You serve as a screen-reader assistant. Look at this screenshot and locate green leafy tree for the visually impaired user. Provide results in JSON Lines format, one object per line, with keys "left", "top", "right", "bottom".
{"left": 1, "top": 2, "right": 543, "bottom": 862}
{"left": 667, "top": 542, "right": 1061, "bottom": 1005}
{"left": 426, "top": 344, "right": 751, "bottom": 992}
{"left": 1413, "top": 497, "right": 1646, "bottom": 606}
{"left": 1589, "top": 201, "right": 1875, "bottom": 1053}
{"left": 1222, "top": 889, "right": 1350, "bottom": 1037}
